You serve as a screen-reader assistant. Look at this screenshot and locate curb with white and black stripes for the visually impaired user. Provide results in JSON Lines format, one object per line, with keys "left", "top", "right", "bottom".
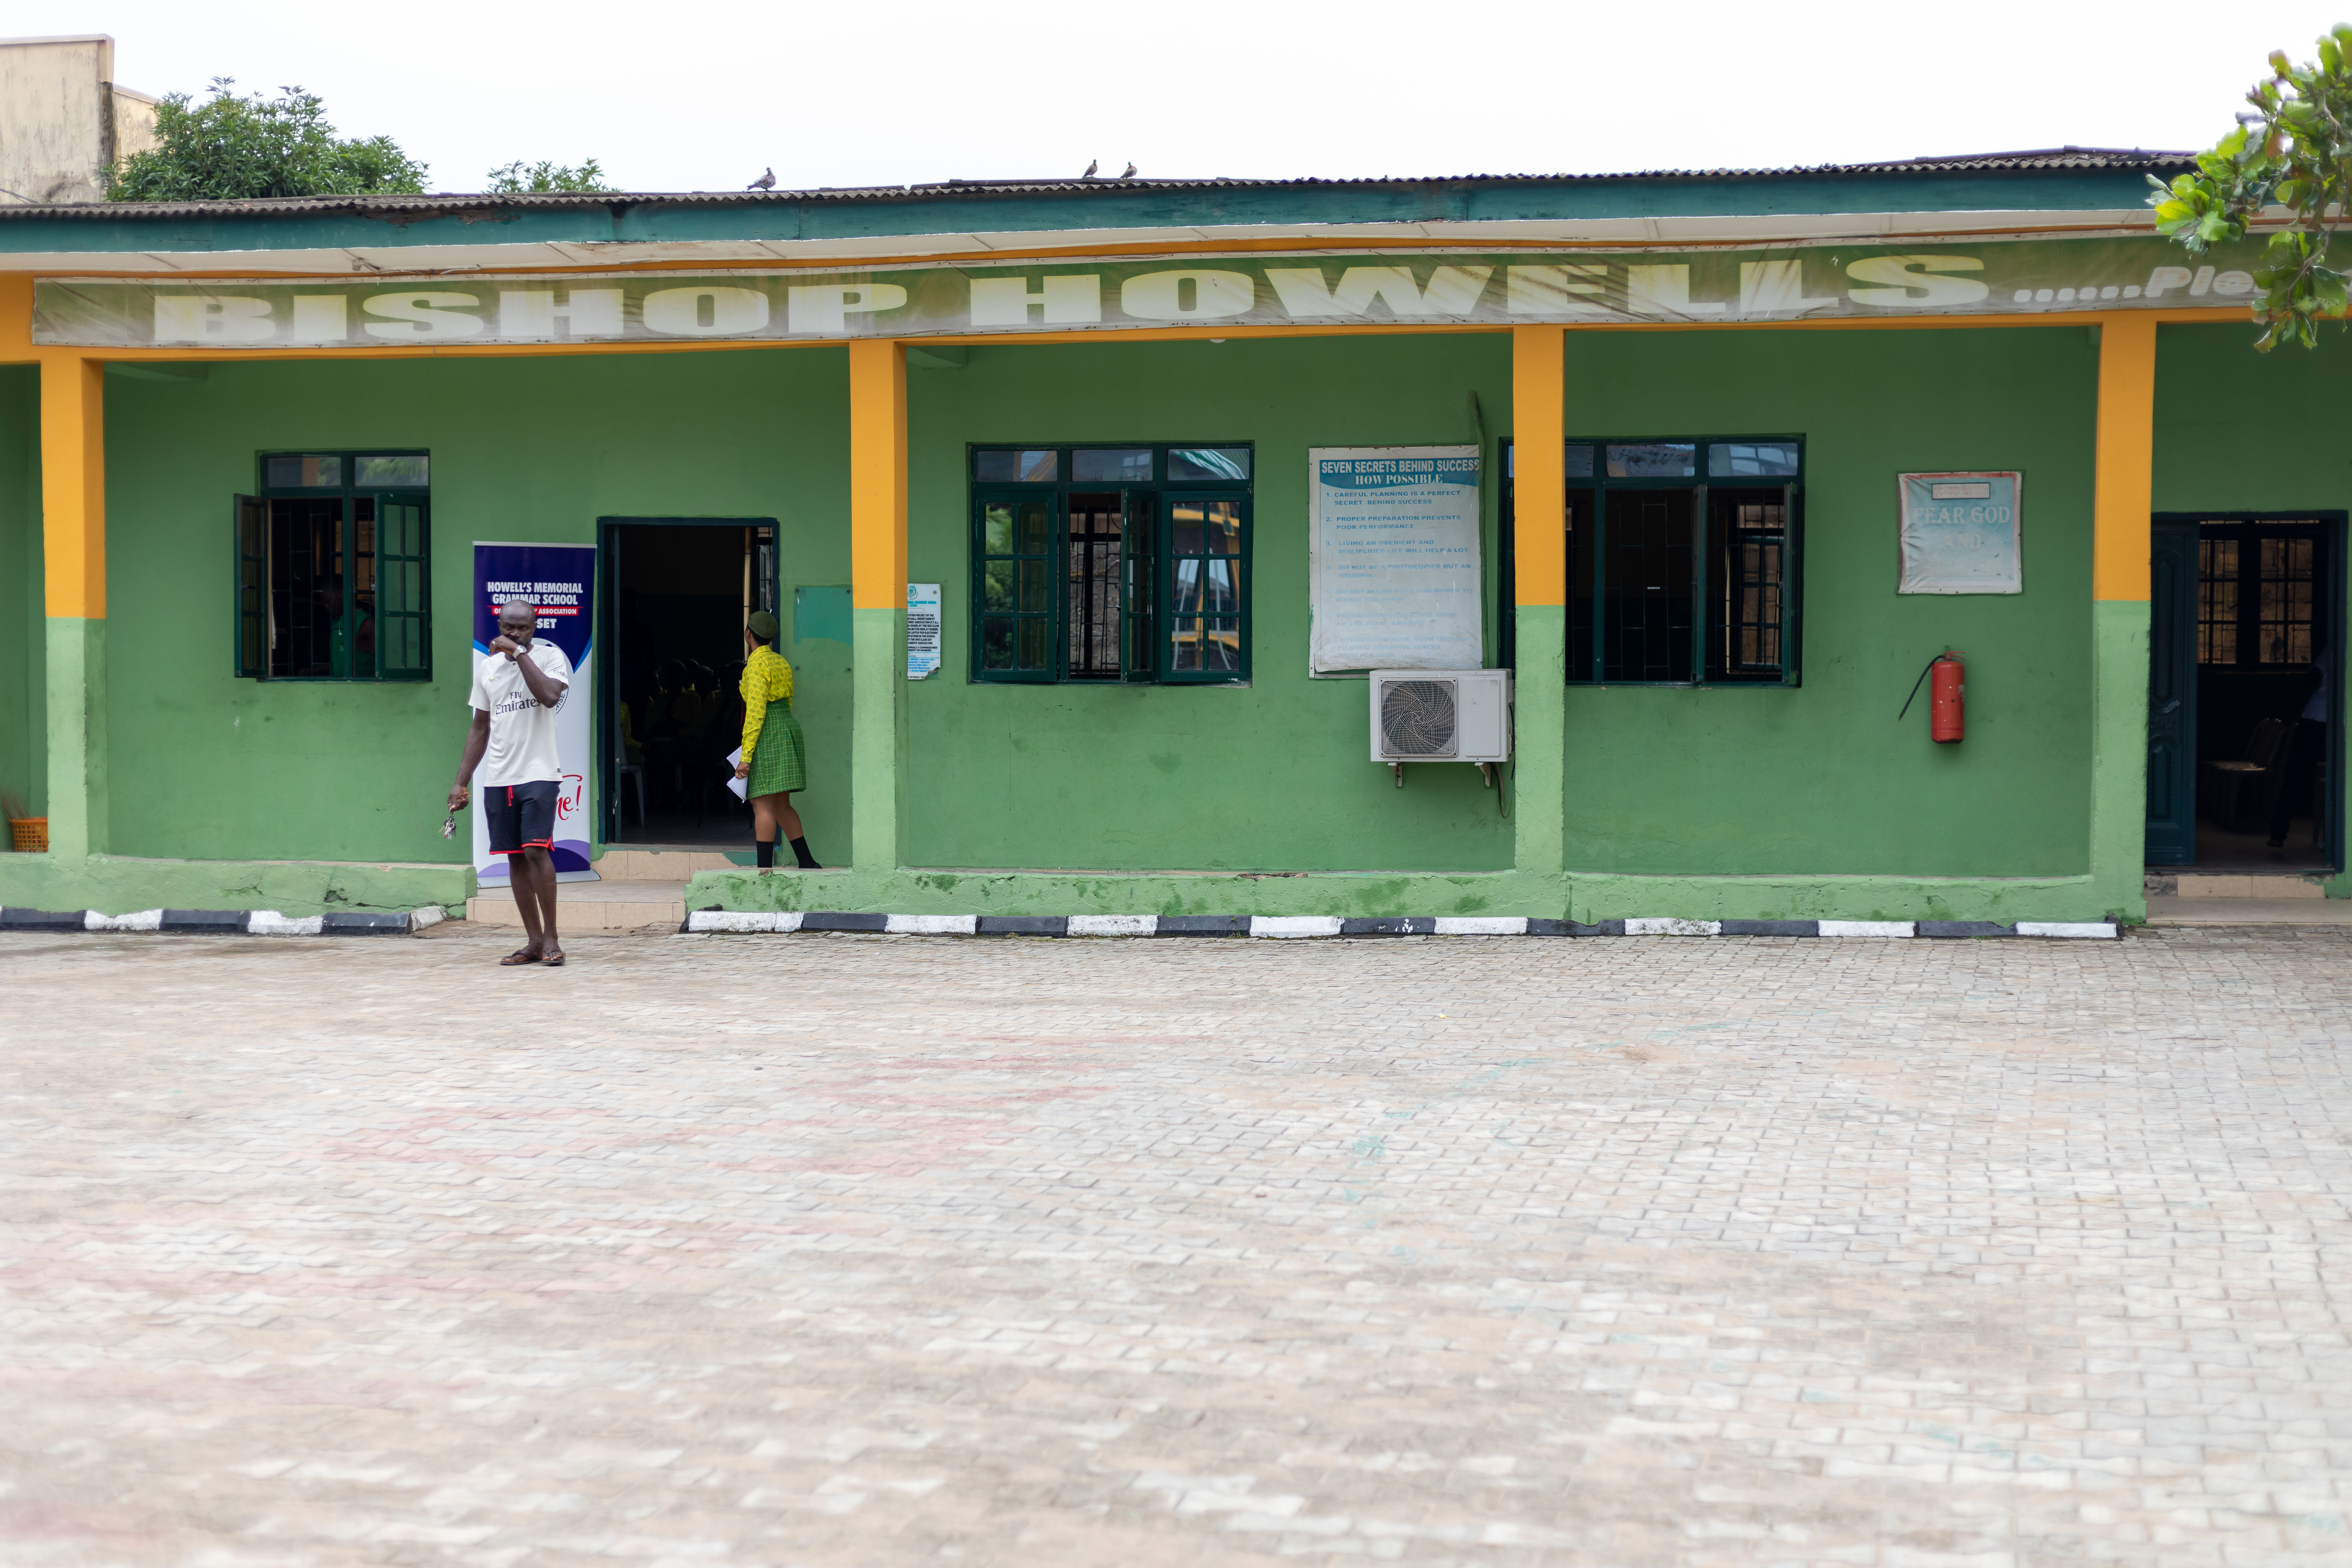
{"left": 0, "top": 905, "right": 448, "bottom": 936}
{"left": 684, "top": 912, "right": 2120, "bottom": 939}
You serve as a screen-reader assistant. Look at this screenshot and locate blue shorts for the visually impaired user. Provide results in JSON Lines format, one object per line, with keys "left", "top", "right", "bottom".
{"left": 484, "top": 780, "right": 558, "bottom": 855}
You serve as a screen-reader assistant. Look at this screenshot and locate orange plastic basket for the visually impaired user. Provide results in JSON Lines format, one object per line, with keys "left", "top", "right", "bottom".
{"left": 8, "top": 817, "right": 47, "bottom": 853}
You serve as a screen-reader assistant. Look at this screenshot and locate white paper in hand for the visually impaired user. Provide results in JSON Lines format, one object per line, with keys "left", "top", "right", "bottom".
{"left": 725, "top": 747, "right": 748, "bottom": 801}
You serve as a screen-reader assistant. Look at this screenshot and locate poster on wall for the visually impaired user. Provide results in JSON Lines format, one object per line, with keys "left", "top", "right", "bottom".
{"left": 1309, "top": 446, "right": 1484, "bottom": 673}
{"left": 1897, "top": 471, "right": 2023, "bottom": 594}
{"left": 470, "top": 542, "right": 597, "bottom": 886}
{"left": 907, "top": 583, "right": 941, "bottom": 679}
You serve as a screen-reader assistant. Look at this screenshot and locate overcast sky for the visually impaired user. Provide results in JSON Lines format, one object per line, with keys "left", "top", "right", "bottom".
{"left": 40, "top": 0, "right": 2343, "bottom": 195}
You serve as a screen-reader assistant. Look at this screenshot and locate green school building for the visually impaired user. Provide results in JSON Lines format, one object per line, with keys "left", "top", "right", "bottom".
{"left": 0, "top": 150, "right": 2340, "bottom": 926}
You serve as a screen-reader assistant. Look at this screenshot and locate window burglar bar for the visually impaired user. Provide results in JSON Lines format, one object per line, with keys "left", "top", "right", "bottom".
{"left": 2197, "top": 520, "right": 2325, "bottom": 668}
{"left": 1556, "top": 438, "right": 1802, "bottom": 686}
{"left": 971, "top": 444, "right": 1251, "bottom": 685}
{"left": 234, "top": 451, "right": 432, "bottom": 682}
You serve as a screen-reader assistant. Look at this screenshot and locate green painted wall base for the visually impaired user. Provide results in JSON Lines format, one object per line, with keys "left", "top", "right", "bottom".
{"left": 682, "top": 866, "right": 2123, "bottom": 924}
{"left": 0, "top": 854, "right": 473, "bottom": 917}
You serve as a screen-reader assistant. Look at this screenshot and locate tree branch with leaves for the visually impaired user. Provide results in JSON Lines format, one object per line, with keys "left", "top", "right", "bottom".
{"left": 107, "top": 79, "right": 427, "bottom": 202}
{"left": 485, "top": 160, "right": 614, "bottom": 194}
{"left": 2151, "top": 26, "right": 2352, "bottom": 349}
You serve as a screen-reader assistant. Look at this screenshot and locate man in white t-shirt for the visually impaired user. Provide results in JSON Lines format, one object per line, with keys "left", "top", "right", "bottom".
{"left": 448, "top": 597, "right": 574, "bottom": 966}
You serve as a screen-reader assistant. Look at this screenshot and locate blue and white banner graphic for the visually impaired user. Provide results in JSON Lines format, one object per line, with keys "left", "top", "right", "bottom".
{"left": 470, "top": 542, "right": 597, "bottom": 883}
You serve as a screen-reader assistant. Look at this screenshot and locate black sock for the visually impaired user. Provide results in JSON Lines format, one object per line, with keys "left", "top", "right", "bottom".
{"left": 754, "top": 838, "right": 775, "bottom": 868}
{"left": 790, "top": 836, "right": 820, "bottom": 869}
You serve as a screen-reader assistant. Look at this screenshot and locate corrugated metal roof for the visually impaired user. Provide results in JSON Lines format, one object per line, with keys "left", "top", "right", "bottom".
{"left": 0, "top": 148, "right": 2194, "bottom": 221}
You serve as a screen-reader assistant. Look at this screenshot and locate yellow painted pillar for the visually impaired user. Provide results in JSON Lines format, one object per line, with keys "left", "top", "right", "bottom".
{"left": 848, "top": 338, "right": 909, "bottom": 873}
{"left": 40, "top": 349, "right": 108, "bottom": 858}
{"left": 2091, "top": 315, "right": 2157, "bottom": 919}
{"left": 1510, "top": 326, "right": 1568, "bottom": 900}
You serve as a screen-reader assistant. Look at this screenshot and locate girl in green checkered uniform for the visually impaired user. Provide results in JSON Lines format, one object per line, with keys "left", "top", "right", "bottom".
{"left": 733, "top": 610, "right": 820, "bottom": 870}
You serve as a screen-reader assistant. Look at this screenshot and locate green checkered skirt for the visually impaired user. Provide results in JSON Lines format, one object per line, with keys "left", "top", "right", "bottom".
{"left": 745, "top": 703, "right": 806, "bottom": 796}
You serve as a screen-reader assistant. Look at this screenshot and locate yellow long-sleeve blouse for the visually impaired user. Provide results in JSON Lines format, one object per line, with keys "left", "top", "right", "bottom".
{"left": 739, "top": 644, "right": 794, "bottom": 762}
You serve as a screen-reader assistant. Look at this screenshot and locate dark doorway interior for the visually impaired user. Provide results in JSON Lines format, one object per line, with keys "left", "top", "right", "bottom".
{"left": 602, "top": 520, "right": 776, "bottom": 848}
{"left": 2151, "top": 515, "right": 2342, "bottom": 871}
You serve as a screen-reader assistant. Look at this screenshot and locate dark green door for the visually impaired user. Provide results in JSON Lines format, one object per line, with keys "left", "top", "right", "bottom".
{"left": 2146, "top": 516, "right": 2199, "bottom": 865}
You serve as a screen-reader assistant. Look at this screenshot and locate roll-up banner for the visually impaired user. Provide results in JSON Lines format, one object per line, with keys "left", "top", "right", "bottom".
{"left": 30, "top": 238, "right": 2268, "bottom": 350}
{"left": 471, "top": 543, "right": 596, "bottom": 886}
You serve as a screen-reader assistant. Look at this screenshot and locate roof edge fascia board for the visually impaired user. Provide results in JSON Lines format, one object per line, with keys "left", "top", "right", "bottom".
{"left": 0, "top": 207, "right": 2204, "bottom": 278}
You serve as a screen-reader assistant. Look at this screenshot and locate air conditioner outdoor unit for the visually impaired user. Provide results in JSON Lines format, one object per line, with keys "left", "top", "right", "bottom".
{"left": 1368, "top": 669, "right": 1512, "bottom": 769}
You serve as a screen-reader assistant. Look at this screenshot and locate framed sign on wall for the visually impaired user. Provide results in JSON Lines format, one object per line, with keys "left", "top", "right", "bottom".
{"left": 1898, "top": 471, "right": 2022, "bottom": 594}
{"left": 1308, "top": 445, "right": 1484, "bottom": 674}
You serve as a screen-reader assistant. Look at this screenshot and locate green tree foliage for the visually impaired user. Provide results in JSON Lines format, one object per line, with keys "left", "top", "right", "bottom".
{"left": 2151, "top": 26, "right": 2352, "bottom": 349}
{"left": 107, "top": 79, "right": 427, "bottom": 202}
{"left": 485, "top": 160, "right": 614, "bottom": 194}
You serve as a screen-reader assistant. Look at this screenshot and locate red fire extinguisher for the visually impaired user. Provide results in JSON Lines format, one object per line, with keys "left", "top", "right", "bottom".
{"left": 1899, "top": 651, "right": 1966, "bottom": 743}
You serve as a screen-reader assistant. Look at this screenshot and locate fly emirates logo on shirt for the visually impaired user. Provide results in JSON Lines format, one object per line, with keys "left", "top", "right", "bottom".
{"left": 471, "top": 642, "right": 573, "bottom": 788}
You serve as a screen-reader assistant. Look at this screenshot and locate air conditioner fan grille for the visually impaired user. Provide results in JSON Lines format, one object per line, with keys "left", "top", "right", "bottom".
{"left": 1380, "top": 679, "right": 1458, "bottom": 757}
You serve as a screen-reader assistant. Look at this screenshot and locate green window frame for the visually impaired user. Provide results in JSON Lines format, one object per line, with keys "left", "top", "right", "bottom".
{"left": 1519, "top": 437, "right": 1802, "bottom": 687}
{"left": 234, "top": 450, "right": 431, "bottom": 681}
{"left": 968, "top": 444, "right": 1252, "bottom": 684}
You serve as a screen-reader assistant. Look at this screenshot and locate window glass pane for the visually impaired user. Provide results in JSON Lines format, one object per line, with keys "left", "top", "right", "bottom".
{"left": 974, "top": 449, "right": 1058, "bottom": 483}
{"left": 1602, "top": 489, "right": 1695, "bottom": 681}
{"left": 1169, "top": 447, "right": 1251, "bottom": 481}
{"left": 355, "top": 454, "right": 429, "bottom": 486}
{"left": 1171, "top": 617, "right": 1203, "bottom": 671}
{"left": 982, "top": 561, "right": 1015, "bottom": 610}
{"left": 1606, "top": 442, "right": 1696, "bottom": 479}
{"left": 1072, "top": 448, "right": 1152, "bottom": 483}
{"left": 1205, "top": 559, "right": 1237, "bottom": 614}
{"left": 1019, "top": 502, "right": 1050, "bottom": 551}
{"left": 1174, "top": 558, "right": 1203, "bottom": 615}
{"left": 1203, "top": 618, "right": 1241, "bottom": 671}
{"left": 1019, "top": 561, "right": 1051, "bottom": 612}
{"left": 267, "top": 497, "right": 346, "bottom": 677}
{"left": 1017, "top": 617, "right": 1048, "bottom": 669}
{"left": 1203, "top": 501, "right": 1240, "bottom": 555}
{"left": 983, "top": 503, "right": 1014, "bottom": 556}
{"left": 2260, "top": 535, "right": 2316, "bottom": 664}
{"left": 1171, "top": 504, "right": 1204, "bottom": 554}
{"left": 2199, "top": 536, "right": 2239, "bottom": 665}
{"left": 1563, "top": 443, "right": 1595, "bottom": 479}
{"left": 266, "top": 454, "right": 342, "bottom": 488}
{"left": 981, "top": 617, "right": 1016, "bottom": 669}
{"left": 1707, "top": 442, "right": 1799, "bottom": 478}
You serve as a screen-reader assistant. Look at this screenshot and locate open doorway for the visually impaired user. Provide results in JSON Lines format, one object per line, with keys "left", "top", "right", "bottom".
{"left": 597, "top": 517, "right": 777, "bottom": 847}
{"left": 2147, "top": 513, "right": 2343, "bottom": 871}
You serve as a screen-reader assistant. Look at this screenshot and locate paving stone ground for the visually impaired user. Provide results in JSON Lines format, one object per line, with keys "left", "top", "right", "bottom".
{"left": 3, "top": 923, "right": 2350, "bottom": 1568}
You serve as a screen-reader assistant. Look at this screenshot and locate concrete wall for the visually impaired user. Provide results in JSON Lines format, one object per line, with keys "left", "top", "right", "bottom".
{"left": 1556, "top": 325, "right": 2099, "bottom": 878}
{"left": 97, "top": 348, "right": 853, "bottom": 867}
{"left": 66, "top": 327, "right": 2122, "bottom": 894}
{"left": 0, "top": 35, "right": 158, "bottom": 205}
{"left": 904, "top": 335, "right": 1514, "bottom": 874}
{"left": 0, "top": 366, "right": 37, "bottom": 823}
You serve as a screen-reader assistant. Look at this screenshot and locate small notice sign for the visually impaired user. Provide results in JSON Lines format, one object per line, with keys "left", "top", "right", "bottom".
{"left": 1898, "top": 471, "right": 2022, "bottom": 594}
{"left": 906, "top": 582, "right": 941, "bottom": 679}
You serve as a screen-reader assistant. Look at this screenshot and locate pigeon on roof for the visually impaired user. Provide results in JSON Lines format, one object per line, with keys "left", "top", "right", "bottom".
{"left": 748, "top": 168, "right": 776, "bottom": 191}
{"left": 1082, "top": 159, "right": 1098, "bottom": 179}
{"left": 1122, "top": 162, "right": 1136, "bottom": 178}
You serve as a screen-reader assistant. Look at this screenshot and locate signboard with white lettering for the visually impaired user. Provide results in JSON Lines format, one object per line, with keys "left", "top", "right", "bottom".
{"left": 29, "top": 238, "right": 2267, "bottom": 349}
{"left": 1310, "top": 447, "right": 1484, "bottom": 673}
{"left": 1898, "top": 471, "right": 2024, "bottom": 594}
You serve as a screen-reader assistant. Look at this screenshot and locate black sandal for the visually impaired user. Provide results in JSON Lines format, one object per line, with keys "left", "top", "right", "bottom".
{"left": 500, "top": 947, "right": 542, "bottom": 966}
